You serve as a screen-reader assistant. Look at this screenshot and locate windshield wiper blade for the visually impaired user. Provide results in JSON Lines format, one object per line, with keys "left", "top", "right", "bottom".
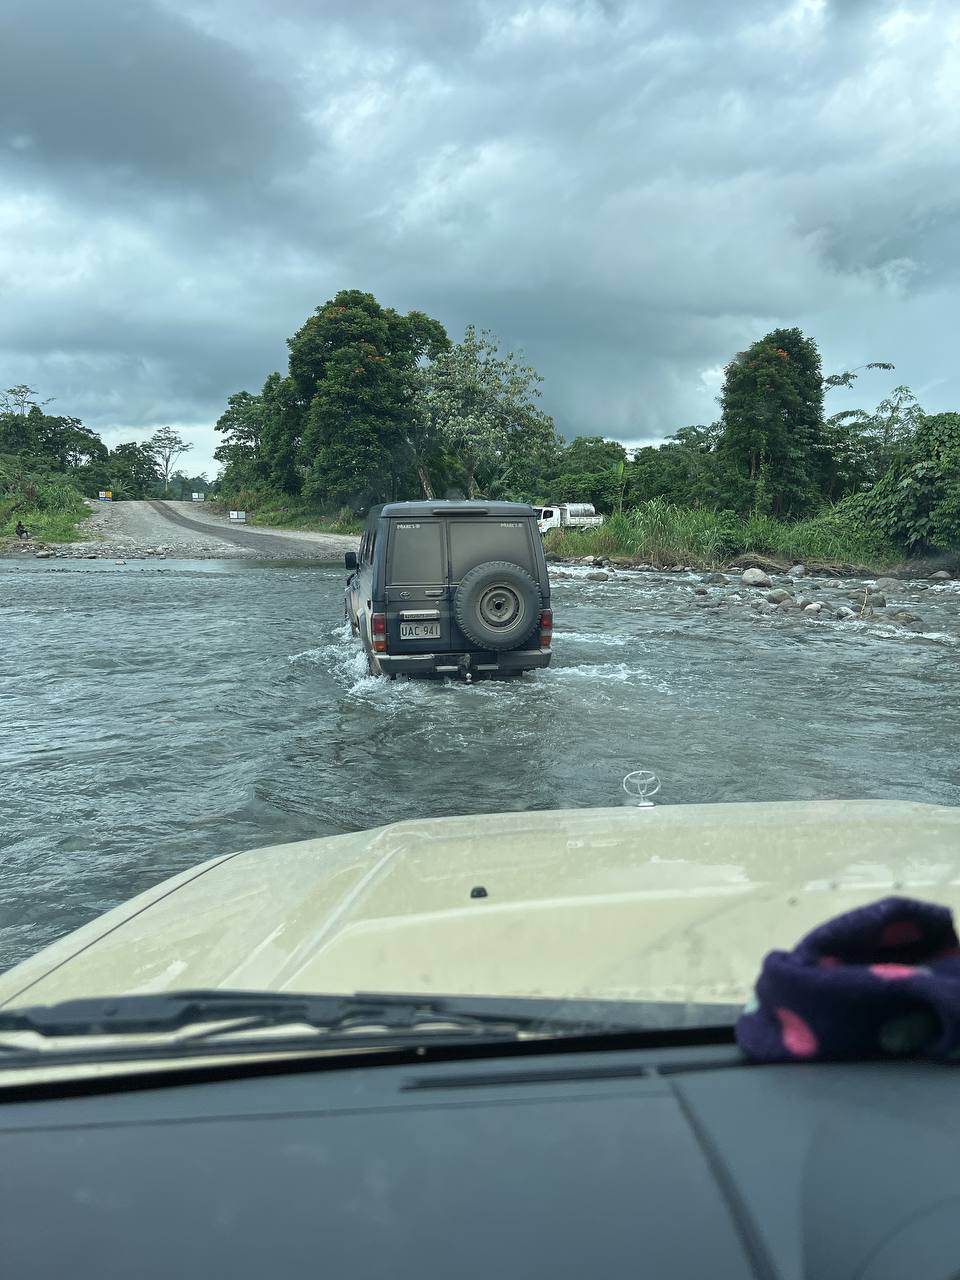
{"left": 0, "top": 989, "right": 607, "bottom": 1041}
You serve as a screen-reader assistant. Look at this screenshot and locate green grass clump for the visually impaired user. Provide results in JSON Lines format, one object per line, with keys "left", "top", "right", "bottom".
{"left": 213, "top": 492, "right": 362, "bottom": 535}
{"left": 545, "top": 498, "right": 896, "bottom": 569}
{"left": 250, "top": 503, "right": 361, "bottom": 535}
{"left": 1, "top": 476, "right": 91, "bottom": 543}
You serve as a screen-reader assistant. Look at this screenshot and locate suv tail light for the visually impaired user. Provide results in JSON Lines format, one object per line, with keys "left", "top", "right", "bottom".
{"left": 539, "top": 608, "right": 553, "bottom": 649}
{"left": 372, "top": 613, "right": 387, "bottom": 653}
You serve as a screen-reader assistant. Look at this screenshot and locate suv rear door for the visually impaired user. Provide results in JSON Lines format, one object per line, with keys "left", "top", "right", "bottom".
{"left": 382, "top": 518, "right": 453, "bottom": 655}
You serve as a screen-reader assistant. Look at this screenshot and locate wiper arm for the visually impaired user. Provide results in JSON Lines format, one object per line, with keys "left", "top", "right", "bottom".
{"left": 0, "top": 989, "right": 605, "bottom": 1042}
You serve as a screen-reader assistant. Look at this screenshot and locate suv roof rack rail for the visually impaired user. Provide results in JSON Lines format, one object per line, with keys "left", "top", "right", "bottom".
{"left": 431, "top": 507, "right": 489, "bottom": 515}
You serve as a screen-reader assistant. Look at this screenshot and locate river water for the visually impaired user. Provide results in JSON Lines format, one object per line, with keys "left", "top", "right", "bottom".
{"left": 2, "top": 558, "right": 959, "bottom": 969}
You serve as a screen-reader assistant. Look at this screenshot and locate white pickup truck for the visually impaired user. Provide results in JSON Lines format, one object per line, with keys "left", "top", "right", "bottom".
{"left": 534, "top": 503, "right": 605, "bottom": 535}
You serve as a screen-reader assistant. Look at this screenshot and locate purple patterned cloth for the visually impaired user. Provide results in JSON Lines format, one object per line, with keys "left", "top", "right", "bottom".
{"left": 736, "top": 897, "right": 960, "bottom": 1063}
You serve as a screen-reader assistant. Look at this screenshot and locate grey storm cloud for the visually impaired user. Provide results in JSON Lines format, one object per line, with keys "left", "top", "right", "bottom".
{"left": 2, "top": 0, "right": 959, "bottom": 475}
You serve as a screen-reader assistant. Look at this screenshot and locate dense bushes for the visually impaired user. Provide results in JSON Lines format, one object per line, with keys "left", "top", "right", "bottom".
{"left": 545, "top": 499, "right": 895, "bottom": 568}
{"left": 0, "top": 461, "right": 90, "bottom": 541}
{"left": 827, "top": 412, "right": 960, "bottom": 554}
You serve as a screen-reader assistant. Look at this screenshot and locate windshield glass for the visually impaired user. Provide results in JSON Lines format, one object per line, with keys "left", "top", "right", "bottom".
{"left": 2, "top": 0, "right": 959, "bottom": 1078}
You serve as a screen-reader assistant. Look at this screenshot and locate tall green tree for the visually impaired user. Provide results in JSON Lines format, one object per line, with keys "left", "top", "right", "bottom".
{"left": 0, "top": 406, "right": 39, "bottom": 454}
{"left": 149, "top": 427, "right": 193, "bottom": 494}
{"left": 214, "top": 392, "right": 262, "bottom": 471}
{"left": 862, "top": 385, "right": 924, "bottom": 466}
{"left": 718, "top": 327, "right": 825, "bottom": 515}
{"left": 818, "top": 361, "right": 898, "bottom": 499}
{"left": 213, "top": 390, "right": 266, "bottom": 494}
{"left": 544, "top": 436, "right": 628, "bottom": 511}
{"left": 60, "top": 419, "right": 108, "bottom": 469}
{"left": 108, "top": 442, "right": 160, "bottom": 498}
{"left": 259, "top": 373, "right": 304, "bottom": 495}
{"left": 416, "top": 325, "right": 558, "bottom": 499}
{"left": 291, "top": 290, "right": 448, "bottom": 507}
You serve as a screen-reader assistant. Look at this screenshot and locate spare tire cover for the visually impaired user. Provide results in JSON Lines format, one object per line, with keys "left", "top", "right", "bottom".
{"left": 454, "top": 560, "right": 542, "bottom": 651}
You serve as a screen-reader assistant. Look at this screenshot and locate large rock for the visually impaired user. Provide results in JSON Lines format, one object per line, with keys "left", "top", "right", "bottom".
{"left": 766, "top": 588, "right": 793, "bottom": 604}
{"left": 742, "top": 568, "right": 773, "bottom": 588}
{"left": 930, "top": 570, "right": 952, "bottom": 580}
{"left": 34, "top": 550, "right": 52, "bottom": 559}
{"left": 789, "top": 564, "right": 807, "bottom": 577}
{"left": 875, "top": 577, "right": 899, "bottom": 591}
{"left": 836, "top": 606, "right": 858, "bottom": 620}
{"left": 586, "top": 571, "right": 609, "bottom": 582}
{"left": 776, "top": 598, "right": 799, "bottom": 611}
{"left": 750, "top": 599, "right": 778, "bottom": 614}
{"left": 889, "top": 610, "right": 921, "bottom": 623}
{"left": 703, "top": 572, "right": 729, "bottom": 584}
{"left": 867, "top": 593, "right": 886, "bottom": 608}
{"left": 846, "top": 590, "right": 874, "bottom": 608}
{"left": 803, "top": 602, "right": 823, "bottom": 615}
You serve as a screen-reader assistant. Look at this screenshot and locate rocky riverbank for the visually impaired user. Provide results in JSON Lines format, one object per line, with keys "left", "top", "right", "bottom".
{"left": 549, "top": 556, "right": 958, "bottom": 637}
{"left": 549, "top": 550, "right": 957, "bottom": 580}
{"left": 4, "top": 540, "right": 224, "bottom": 563}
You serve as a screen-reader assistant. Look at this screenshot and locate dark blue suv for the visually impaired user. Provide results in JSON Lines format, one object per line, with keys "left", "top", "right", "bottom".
{"left": 345, "top": 500, "right": 553, "bottom": 678}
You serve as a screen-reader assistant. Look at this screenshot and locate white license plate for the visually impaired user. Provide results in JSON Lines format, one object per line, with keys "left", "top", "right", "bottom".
{"left": 400, "top": 621, "right": 441, "bottom": 640}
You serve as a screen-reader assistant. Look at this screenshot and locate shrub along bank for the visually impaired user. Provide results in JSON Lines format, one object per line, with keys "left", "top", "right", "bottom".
{"left": 0, "top": 463, "right": 90, "bottom": 543}
{"left": 544, "top": 500, "right": 898, "bottom": 572}
{"left": 209, "top": 490, "right": 362, "bottom": 535}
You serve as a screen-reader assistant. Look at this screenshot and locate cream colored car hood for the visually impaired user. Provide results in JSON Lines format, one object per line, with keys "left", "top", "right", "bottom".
{"left": 2, "top": 801, "right": 959, "bottom": 1011}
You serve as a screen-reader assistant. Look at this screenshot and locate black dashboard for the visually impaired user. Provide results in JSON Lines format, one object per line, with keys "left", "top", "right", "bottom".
{"left": 2, "top": 1041, "right": 959, "bottom": 1279}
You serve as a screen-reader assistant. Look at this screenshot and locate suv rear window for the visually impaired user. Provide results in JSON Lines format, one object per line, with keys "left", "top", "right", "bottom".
{"left": 448, "top": 519, "right": 535, "bottom": 580}
{"left": 387, "top": 521, "right": 445, "bottom": 584}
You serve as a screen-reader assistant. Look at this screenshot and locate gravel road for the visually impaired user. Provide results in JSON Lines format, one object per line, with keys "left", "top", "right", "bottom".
{"left": 6, "top": 500, "right": 359, "bottom": 561}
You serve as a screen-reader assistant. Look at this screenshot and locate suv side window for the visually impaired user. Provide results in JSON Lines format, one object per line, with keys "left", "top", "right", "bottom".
{"left": 387, "top": 521, "right": 444, "bottom": 584}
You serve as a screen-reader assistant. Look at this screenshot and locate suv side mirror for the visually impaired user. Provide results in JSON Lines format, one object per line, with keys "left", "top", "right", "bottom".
{"left": 344, "top": 551, "right": 358, "bottom": 571}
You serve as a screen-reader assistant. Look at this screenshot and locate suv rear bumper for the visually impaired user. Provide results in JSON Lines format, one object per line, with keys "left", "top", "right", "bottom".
{"left": 376, "top": 649, "right": 552, "bottom": 676}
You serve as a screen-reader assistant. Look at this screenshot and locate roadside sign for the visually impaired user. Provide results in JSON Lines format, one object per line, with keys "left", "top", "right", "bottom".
{"left": 191, "top": 492, "right": 205, "bottom": 501}
{"left": 228, "top": 510, "right": 247, "bottom": 522}
{"left": 98, "top": 490, "right": 113, "bottom": 502}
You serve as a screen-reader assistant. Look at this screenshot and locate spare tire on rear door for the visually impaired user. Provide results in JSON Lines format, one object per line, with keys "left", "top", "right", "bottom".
{"left": 454, "top": 560, "right": 542, "bottom": 651}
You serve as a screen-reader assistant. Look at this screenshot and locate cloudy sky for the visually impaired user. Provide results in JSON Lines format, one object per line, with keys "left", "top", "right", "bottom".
{"left": 2, "top": 0, "right": 958, "bottom": 478}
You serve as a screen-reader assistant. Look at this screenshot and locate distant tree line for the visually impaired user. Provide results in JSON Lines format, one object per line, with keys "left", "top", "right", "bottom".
{"left": 6, "top": 291, "right": 957, "bottom": 554}
{"left": 0, "top": 388, "right": 207, "bottom": 503}
{"left": 214, "top": 292, "right": 959, "bottom": 552}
